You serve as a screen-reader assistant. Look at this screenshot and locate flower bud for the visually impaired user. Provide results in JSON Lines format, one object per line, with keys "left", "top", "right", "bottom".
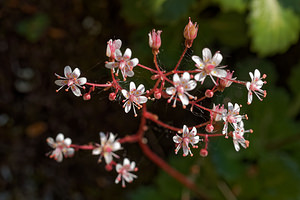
{"left": 183, "top": 17, "right": 198, "bottom": 48}
{"left": 219, "top": 70, "right": 235, "bottom": 92}
{"left": 205, "top": 89, "right": 214, "bottom": 98}
{"left": 154, "top": 89, "right": 161, "bottom": 99}
{"left": 83, "top": 93, "right": 91, "bottom": 100}
{"left": 200, "top": 149, "right": 208, "bottom": 157}
{"left": 148, "top": 29, "right": 162, "bottom": 55}
{"left": 205, "top": 124, "right": 214, "bottom": 133}
{"left": 109, "top": 92, "right": 116, "bottom": 101}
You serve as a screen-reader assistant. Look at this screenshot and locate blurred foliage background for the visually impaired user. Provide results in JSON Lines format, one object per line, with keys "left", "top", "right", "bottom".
{"left": 1, "top": 0, "right": 300, "bottom": 199}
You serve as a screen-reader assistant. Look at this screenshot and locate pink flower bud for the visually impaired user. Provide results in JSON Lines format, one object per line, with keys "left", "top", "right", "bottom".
{"left": 148, "top": 29, "right": 162, "bottom": 55}
{"left": 154, "top": 89, "right": 161, "bottom": 99}
{"left": 205, "top": 124, "right": 214, "bottom": 133}
{"left": 109, "top": 92, "right": 116, "bottom": 101}
{"left": 83, "top": 93, "right": 91, "bottom": 100}
{"left": 205, "top": 89, "right": 214, "bottom": 98}
{"left": 183, "top": 17, "right": 198, "bottom": 48}
{"left": 219, "top": 70, "right": 235, "bottom": 91}
{"left": 200, "top": 149, "right": 208, "bottom": 157}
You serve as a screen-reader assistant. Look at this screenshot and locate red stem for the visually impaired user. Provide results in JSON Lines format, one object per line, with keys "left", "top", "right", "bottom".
{"left": 173, "top": 46, "right": 188, "bottom": 71}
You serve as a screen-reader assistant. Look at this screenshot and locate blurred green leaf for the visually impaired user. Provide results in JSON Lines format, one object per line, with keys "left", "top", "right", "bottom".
{"left": 120, "top": 0, "right": 149, "bottom": 25}
{"left": 16, "top": 13, "right": 50, "bottom": 42}
{"left": 278, "top": 0, "right": 300, "bottom": 14}
{"left": 248, "top": 0, "right": 300, "bottom": 56}
{"left": 213, "top": 0, "right": 247, "bottom": 12}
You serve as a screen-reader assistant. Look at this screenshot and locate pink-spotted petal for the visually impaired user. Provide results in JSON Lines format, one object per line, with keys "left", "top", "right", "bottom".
{"left": 185, "top": 80, "right": 197, "bottom": 91}
{"left": 64, "top": 66, "right": 72, "bottom": 78}
{"left": 166, "top": 87, "right": 176, "bottom": 95}
{"left": 54, "top": 151, "right": 63, "bottom": 162}
{"left": 189, "top": 127, "right": 197, "bottom": 137}
{"left": 137, "top": 96, "right": 147, "bottom": 104}
{"left": 64, "top": 148, "right": 75, "bottom": 157}
{"left": 182, "top": 72, "right": 190, "bottom": 82}
{"left": 182, "top": 143, "right": 189, "bottom": 156}
{"left": 114, "top": 39, "right": 122, "bottom": 49}
{"left": 182, "top": 125, "right": 189, "bottom": 137}
{"left": 190, "top": 136, "right": 200, "bottom": 144}
{"left": 124, "top": 101, "right": 131, "bottom": 113}
{"left": 129, "top": 82, "right": 136, "bottom": 92}
{"left": 115, "top": 49, "right": 123, "bottom": 61}
{"left": 194, "top": 72, "right": 207, "bottom": 83}
{"left": 128, "top": 58, "right": 139, "bottom": 67}
{"left": 72, "top": 68, "right": 80, "bottom": 79}
{"left": 173, "top": 135, "right": 182, "bottom": 143}
{"left": 105, "top": 62, "right": 119, "bottom": 69}
{"left": 123, "top": 48, "right": 132, "bottom": 60}
{"left": 178, "top": 93, "right": 189, "bottom": 105}
{"left": 71, "top": 85, "right": 81, "bottom": 96}
{"left": 55, "top": 80, "right": 68, "bottom": 86}
{"left": 173, "top": 73, "right": 180, "bottom": 84}
{"left": 136, "top": 84, "right": 145, "bottom": 94}
{"left": 76, "top": 77, "right": 87, "bottom": 85}
{"left": 202, "top": 48, "right": 212, "bottom": 63}
{"left": 192, "top": 55, "right": 204, "bottom": 68}
{"left": 211, "top": 68, "right": 227, "bottom": 78}
{"left": 248, "top": 91, "right": 253, "bottom": 104}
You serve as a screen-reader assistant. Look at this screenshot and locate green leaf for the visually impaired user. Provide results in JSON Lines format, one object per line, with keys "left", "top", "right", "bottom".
{"left": 16, "top": 13, "right": 50, "bottom": 42}
{"left": 213, "top": 0, "right": 247, "bottom": 13}
{"left": 248, "top": 0, "right": 300, "bottom": 56}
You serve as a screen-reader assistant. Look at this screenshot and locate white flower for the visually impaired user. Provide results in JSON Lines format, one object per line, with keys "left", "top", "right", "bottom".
{"left": 173, "top": 125, "right": 200, "bottom": 156}
{"left": 92, "top": 132, "right": 122, "bottom": 164}
{"left": 246, "top": 69, "right": 267, "bottom": 104}
{"left": 47, "top": 133, "right": 75, "bottom": 162}
{"left": 232, "top": 121, "right": 250, "bottom": 151}
{"left": 55, "top": 66, "right": 87, "bottom": 97}
{"left": 106, "top": 39, "right": 122, "bottom": 59}
{"left": 222, "top": 102, "right": 246, "bottom": 137}
{"left": 166, "top": 72, "right": 197, "bottom": 107}
{"left": 211, "top": 104, "right": 226, "bottom": 121}
{"left": 115, "top": 158, "right": 138, "bottom": 188}
{"left": 105, "top": 48, "right": 139, "bottom": 80}
{"left": 192, "top": 48, "right": 227, "bottom": 85}
{"left": 121, "top": 82, "right": 147, "bottom": 117}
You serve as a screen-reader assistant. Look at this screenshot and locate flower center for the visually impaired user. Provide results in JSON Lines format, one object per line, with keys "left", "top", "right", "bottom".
{"left": 227, "top": 115, "right": 235, "bottom": 123}
{"left": 104, "top": 145, "right": 112, "bottom": 153}
{"left": 183, "top": 137, "right": 189, "bottom": 144}
{"left": 204, "top": 64, "right": 215, "bottom": 74}
{"left": 177, "top": 85, "right": 185, "bottom": 94}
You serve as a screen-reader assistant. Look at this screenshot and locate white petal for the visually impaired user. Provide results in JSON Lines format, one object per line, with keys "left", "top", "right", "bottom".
{"left": 121, "top": 89, "right": 129, "bottom": 99}
{"left": 124, "top": 101, "right": 131, "bottom": 113}
{"left": 65, "top": 148, "right": 75, "bottom": 157}
{"left": 71, "top": 85, "right": 81, "bottom": 96}
{"left": 182, "top": 143, "right": 189, "bottom": 156}
{"left": 116, "top": 164, "right": 122, "bottom": 173}
{"left": 211, "top": 52, "right": 223, "bottom": 66}
{"left": 108, "top": 133, "right": 116, "bottom": 143}
{"left": 64, "top": 66, "right": 72, "bottom": 78}
{"left": 55, "top": 151, "right": 63, "bottom": 162}
{"left": 256, "top": 80, "right": 264, "bottom": 87}
{"left": 129, "top": 82, "right": 136, "bottom": 91}
{"left": 211, "top": 68, "right": 227, "bottom": 78}
{"left": 173, "top": 135, "right": 182, "bottom": 143}
{"left": 128, "top": 58, "right": 139, "bottom": 67}
{"left": 202, "top": 48, "right": 212, "bottom": 62}
{"left": 136, "top": 84, "right": 145, "bottom": 94}
{"left": 246, "top": 82, "right": 251, "bottom": 90}
{"left": 105, "top": 62, "right": 119, "bottom": 69}
{"left": 56, "top": 133, "right": 64, "bottom": 142}
{"left": 248, "top": 91, "right": 253, "bottom": 104}
{"left": 192, "top": 55, "right": 204, "bottom": 68}
{"left": 166, "top": 87, "right": 175, "bottom": 95}
{"left": 64, "top": 138, "right": 72, "bottom": 146}
{"left": 126, "top": 70, "right": 134, "bottom": 77}
{"left": 112, "top": 142, "right": 122, "bottom": 151}
{"left": 104, "top": 154, "right": 113, "bottom": 164}
{"left": 178, "top": 93, "right": 189, "bottom": 105}
{"left": 185, "top": 80, "right": 197, "bottom": 91}
{"left": 233, "top": 140, "right": 240, "bottom": 152}
{"left": 182, "top": 125, "right": 189, "bottom": 137}
{"left": 189, "top": 127, "right": 197, "bottom": 137}
{"left": 47, "top": 137, "right": 55, "bottom": 148}
{"left": 182, "top": 72, "right": 190, "bottom": 82}
{"left": 106, "top": 39, "right": 112, "bottom": 57}
{"left": 190, "top": 136, "right": 200, "bottom": 144}
{"left": 137, "top": 96, "right": 147, "bottom": 104}
{"left": 254, "top": 69, "right": 261, "bottom": 79}
{"left": 233, "top": 103, "right": 240, "bottom": 113}
{"left": 76, "top": 77, "right": 87, "bottom": 85}
{"left": 173, "top": 73, "right": 180, "bottom": 84}
{"left": 123, "top": 158, "right": 130, "bottom": 166}
{"left": 249, "top": 71, "right": 254, "bottom": 81}
{"left": 228, "top": 102, "right": 233, "bottom": 111}
{"left": 92, "top": 147, "right": 101, "bottom": 155}
{"left": 114, "top": 39, "right": 122, "bottom": 49}
{"left": 55, "top": 80, "right": 68, "bottom": 86}
{"left": 123, "top": 48, "right": 132, "bottom": 60}
{"left": 100, "top": 132, "right": 107, "bottom": 145}
{"left": 72, "top": 68, "right": 81, "bottom": 78}
{"left": 130, "top": 162, "right": 136, "bottom": 171}
{"left": 194, "top": 72, "right": 207, "bottom": 83}
{"left": 115, "top": 49, "right": 123, "bottom": 61}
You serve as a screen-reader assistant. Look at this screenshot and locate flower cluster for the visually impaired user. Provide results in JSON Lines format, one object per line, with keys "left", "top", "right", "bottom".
{"left": 50, "top": 18, "right": 268, "bottom": 189}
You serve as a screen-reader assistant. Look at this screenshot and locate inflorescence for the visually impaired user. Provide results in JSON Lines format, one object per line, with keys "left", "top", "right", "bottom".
{"left": 48, "top": 18, "right": 267, "bottom": 189}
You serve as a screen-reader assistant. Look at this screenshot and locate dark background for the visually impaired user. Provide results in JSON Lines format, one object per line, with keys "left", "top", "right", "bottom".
{"left": 1, "top": 0, "right": 300, "bottom": 199}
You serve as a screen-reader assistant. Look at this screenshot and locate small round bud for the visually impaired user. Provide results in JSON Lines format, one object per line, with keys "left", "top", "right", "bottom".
{"left": 205, "top": 124, "right": 214, "bottom": 133}
{"left": 154, "top": 90, "right": 161, "bottom": 99}
{"left": 105, "top": 164, "right": 113, "bottom": 171}
{"left": 83, "top": 93, "right": 91, "bottom": 100}
{"left": 200, "top": 149, "right": 208, "bottom": 157}
{"left": 109, "top": 92, "right": 116, "bottom": 101}
{"left": 205, "top": 89, "right": 214, "bottom": 98}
